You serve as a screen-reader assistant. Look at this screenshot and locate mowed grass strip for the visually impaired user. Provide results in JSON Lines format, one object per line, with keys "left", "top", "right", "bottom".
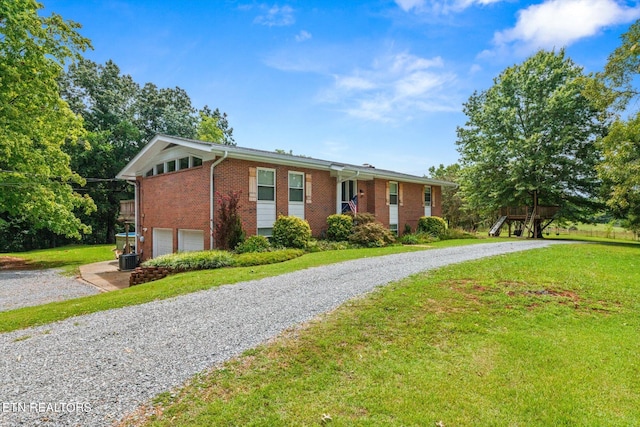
{"left": 2, "top": 244, "right": 114, "bottom": 275}
{"left": 139, "top": 242, "right": 640, "bottom": 427}
{"left": 0, "top": 241, "right": 486, "bottom": 333}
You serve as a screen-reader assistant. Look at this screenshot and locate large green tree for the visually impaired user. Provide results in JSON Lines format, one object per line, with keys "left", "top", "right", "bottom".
{"left": 0, "top": 0, "right": 95, "bottom": 248}
{"left": 456, "top": 50, "right": 607, "bottom": 231}
{"left": 60, "top": 58, "right": 235, "bottom": 243}
{"left": 427, "top": 163, "right": 479, "bottom": 231}
{"left": 587, "top": 20, "right": 640, "bottom": 231}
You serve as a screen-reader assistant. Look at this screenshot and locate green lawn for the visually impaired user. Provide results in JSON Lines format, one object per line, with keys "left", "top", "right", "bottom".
{"left": 0, "top": 240, "right": 486, "bottom": 333}
{"left": 139, "top": 242, "right": 640, "bottom": 426}
{"left": 2, "top": 244, "right": 114, "bottom": 275}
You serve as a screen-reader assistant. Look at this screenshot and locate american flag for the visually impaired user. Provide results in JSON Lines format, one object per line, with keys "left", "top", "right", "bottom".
{"left": 348, "top": 195, "right": 358, "bottom": 214}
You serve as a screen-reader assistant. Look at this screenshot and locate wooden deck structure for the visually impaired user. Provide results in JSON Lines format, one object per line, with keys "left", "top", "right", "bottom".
{"left": 489, "top": 205, "right": 561, "bottom": 238}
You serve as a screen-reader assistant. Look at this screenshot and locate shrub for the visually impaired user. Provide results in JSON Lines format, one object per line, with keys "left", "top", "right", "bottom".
{"left": 403, "top": 223, "right": 412, "bottom": 236}
{"left": 271, "top": 215, "right": 312, "bottom": 249}
{"left": 235, "top": 249, "right": 304, "bottom": 267}
{"left": 349, "top": 222, "right": 396, "bottom": 248}
{"left": 143, "top": 250, "right": 236, "bottom": 271}
{"left": 235, "top": 235, "right": 271, "bottom": 254}
{"left": 326, "top": 214, "right": 353, "bottom": 241}
{"left": 441, "top": 228, "right": 478, "bottom": 240}
{"left": 400, "top": 233, "right": 419, "bottom": 245}
{"left": 215, "top": 191, "right": 245, "bottom": 250}
{"left": 352, "top": 212, "right": 376, "bottom": 226}
{"left": 417, "top": 216, "right": 447, "bottom": 238}
{"left": 307, "top": 240, "right": 354, "bottom": 252}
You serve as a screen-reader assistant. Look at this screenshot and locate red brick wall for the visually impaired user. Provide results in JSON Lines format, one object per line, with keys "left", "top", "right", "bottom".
{"left": 399, "top": 182, "right": 424, "bottom": 233}
{"left": 136, "top": 155, "right": 446, "bottom": 260}
{"left": 138, "top": 162, "right": 211, "bottom": 260}
{"left": 212, "top": 158, "right": 336, "bottom": 238}
{"left": 431, "top": 185, "right": 443, "bottom": 217}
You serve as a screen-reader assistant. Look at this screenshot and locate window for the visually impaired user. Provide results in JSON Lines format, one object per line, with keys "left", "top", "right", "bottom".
{"left": 389, "top": 182, "right": 398, "bottom": 205}
{"left": 145, "top": 168, "right": 154, "bottom": 177}
{"left": 179, "top": 157, "right": 189, "bottom": 170}
{"left": 390, "top": 223, "right": 398, "bottom": 236}
{"left": 257, "top": 228, "right": 273, "bottom": 237}
{"left": 289, "top": 172, "right": 304, "bottom": 202}
{"left": 424, "top": 186, "right": 432, "bottom": 205}
{"left": 166, "top": 160, "right": 176, "bottom": 173}
{"left": 192, "top": 157, "right": 203, "bottom": 167}
{"left": 258, "top": 169, "right": 275, "bottom": 201}
{"left": 156, "top": 163, "right": 164, "bottom": 175}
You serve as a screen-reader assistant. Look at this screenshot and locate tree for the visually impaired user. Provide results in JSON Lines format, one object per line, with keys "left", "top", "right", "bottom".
{"left": 198, "top": 105, "right": 235, "bottom": 145}
{"left": 0, "top": 0, "right": 95, "bottom": 247}
{"left": 587, "top": 20, "right": 640, "bottom": 231}
{"left": 456, "top": 50, "right": 607, "bottom": 234}
{"left": 60, "top": 59, "right": 236, "bottom": 244}
{"left": 587, "top": 19, "right": 640, "bottom": 113}
{"left": 597, "top": 115, "right": 640, "bottom": 231}
{"left": 428, "top": 163, "right": 479, "bottom": 231}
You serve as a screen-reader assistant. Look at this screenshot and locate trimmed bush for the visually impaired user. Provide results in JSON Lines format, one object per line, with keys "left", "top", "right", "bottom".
{"left": 142, "top": 250, "right": 236, "bottom": 271}
{"left": 307, "top": 240, "right": 354, "bottom": 252}
{"left": 352, "top": 212, "right": 376, "bottom": 226}
{"left": 235, "top": 235, "right": 271, "bottom": 254}
{"left": 349, "top": 222, "right": 396, "bottom": 248}
{"left": 417, "top": 216, "right": 447, "bottom": 237}
{"left": 271, "top": 215, "right": 312, "bottom": 249}
{"left": 326, "top": 214, "right": 353, "bottom": 241}
{"left": 235, "top": 249, "right": 304, "bottom": 267}
{"left": 215, "top": 191, "right": 245, "bottom": 250}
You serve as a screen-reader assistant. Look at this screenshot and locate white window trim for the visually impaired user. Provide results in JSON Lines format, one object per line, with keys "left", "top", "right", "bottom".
{"left": 288, "top": 171, "right": 305, "bottom": 203}
{"left": 389, "top": 181, "right": 399, "bottom": 206}
{"left": 257, "top": 167, "right": 276, "bottom": 202}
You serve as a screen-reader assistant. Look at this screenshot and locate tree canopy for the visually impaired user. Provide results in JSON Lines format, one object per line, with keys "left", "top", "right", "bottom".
{"left": 590, "top": 19, "right": 640, "bottom": 230}
{"left": 456, "top": 50, "right": 607, "bottom": 221}
{"left": 59, "top": 58, "right": 235, "bottom": 243}
{"left": 0, "top": 0, "right": 95, "bottom": 245}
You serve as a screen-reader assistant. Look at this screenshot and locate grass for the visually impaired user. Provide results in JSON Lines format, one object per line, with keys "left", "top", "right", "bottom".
{"left": 136, "top": 242, "right": 640, "bottom": 426}
{"left": 2, "top": 244, "right": 114, "bottom": 275}
{"left": 0, "top": 239, "right": 487, "bottom": 334}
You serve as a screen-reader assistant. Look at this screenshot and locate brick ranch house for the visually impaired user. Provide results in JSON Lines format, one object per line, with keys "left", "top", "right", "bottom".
{"left": 116, "top": 134, "right": 455, "bottom": 260}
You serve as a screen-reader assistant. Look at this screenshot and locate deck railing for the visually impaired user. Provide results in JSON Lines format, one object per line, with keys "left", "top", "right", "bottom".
{"left": 119, "top": 199, "right": 135, "bottom": 222}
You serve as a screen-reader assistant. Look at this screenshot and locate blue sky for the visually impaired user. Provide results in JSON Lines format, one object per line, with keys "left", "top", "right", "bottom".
{"left": 45, "top": 0, "right": 639, "bottom": 176}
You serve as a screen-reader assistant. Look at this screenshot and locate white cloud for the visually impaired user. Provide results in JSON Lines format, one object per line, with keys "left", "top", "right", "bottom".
{"left": 395, "top": 0, "right": 505, "bottom": 14}
{"left": 488, "top": 0, "right": 640, "bottom": 55}
{"left": 321, "top": 52, "right": 458, "bottom": 122}
{"left": 254, "top": 5, "right": 295, "bottom": 27}
{"left": 295, "top": 30, "right": 312, "bottom": 42}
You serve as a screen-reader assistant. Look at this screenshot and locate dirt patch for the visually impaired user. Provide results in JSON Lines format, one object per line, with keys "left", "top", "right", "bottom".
{"left": 95, "top": 271, "right": 131, "bottom": 290}
{"left": 0, "top": 257, "right": 32, "bottom": 270}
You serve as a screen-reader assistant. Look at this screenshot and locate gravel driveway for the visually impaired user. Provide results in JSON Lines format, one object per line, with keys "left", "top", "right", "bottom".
{"left": 0, "top": 240, "right": 570, "bottom": 426}
{"left": 0, "top": 269, "right": 99, "bottom": 313}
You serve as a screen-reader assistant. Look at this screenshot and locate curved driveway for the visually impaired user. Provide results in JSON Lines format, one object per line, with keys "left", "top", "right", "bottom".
{"left": 0, "top": 240, "right": 570, "bottom": 426}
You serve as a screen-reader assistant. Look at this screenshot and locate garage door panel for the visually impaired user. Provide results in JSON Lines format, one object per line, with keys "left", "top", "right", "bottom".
{"left": 178, "top": 229, "right": 204, "bottom": 252}
{"left": 153, "top": 228, "right": 173, "bottom": 258}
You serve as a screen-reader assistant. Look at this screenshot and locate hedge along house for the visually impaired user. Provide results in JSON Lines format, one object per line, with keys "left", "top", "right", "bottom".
{"left": 116, "top": 134, "right": 455, "bottom": 260}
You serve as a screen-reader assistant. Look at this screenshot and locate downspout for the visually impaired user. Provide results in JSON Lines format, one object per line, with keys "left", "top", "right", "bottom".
{"left": 336, "top": 171, "right": 360, "bottom": 214}
{"left": 210, "top": 151, "right": 229, "bottom": 249}
{"left": 126, "top": 180, "right": 139, "bottom": 255}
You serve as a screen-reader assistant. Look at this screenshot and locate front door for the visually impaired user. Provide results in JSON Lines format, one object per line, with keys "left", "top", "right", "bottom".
{"left": 341, "top": 180, "right": 357, "bottom": 213}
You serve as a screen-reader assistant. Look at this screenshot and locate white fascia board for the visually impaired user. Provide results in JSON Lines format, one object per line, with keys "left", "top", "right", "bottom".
{"left": 116, "top": 135, "right": 215, "bottom": 180}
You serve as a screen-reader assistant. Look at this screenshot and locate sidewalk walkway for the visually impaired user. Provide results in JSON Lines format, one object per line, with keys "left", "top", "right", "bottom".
{"left": 78, "top": 260, "right": 131, "bottom": 292}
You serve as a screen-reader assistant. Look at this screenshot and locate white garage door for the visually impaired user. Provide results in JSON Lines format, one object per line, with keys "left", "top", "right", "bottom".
{"left": 153, "top": 228, "right": 173, "bottom": 258}
{"left": 178, "top": 229, "right": 204, "bottom": 252}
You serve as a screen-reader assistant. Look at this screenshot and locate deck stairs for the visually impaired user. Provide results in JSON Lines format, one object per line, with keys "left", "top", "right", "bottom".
{"left": 520, "top": 209, "right": 535, "bottom": 238}
{"left": 489, "top": 215, "right": 508, "bottom": 237}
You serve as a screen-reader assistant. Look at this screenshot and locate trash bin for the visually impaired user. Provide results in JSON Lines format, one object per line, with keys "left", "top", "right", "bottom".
{"left": 119, "top": 253, "right": 138, "bottom": 271}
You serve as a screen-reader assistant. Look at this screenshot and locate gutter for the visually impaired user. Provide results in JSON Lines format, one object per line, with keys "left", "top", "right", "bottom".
{"left": 210, "top": 151, "right": 229, "bottom": 249}
{"left": 125, "top": 180, "right": 139, "bottom": 255}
